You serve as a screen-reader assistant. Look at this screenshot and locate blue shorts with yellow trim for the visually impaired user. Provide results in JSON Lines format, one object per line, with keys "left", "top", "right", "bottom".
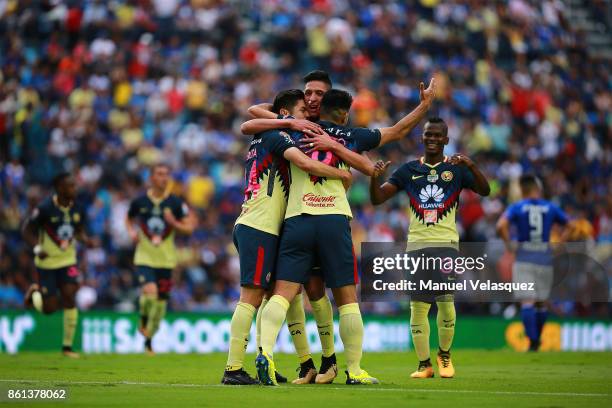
{"left": 276, "top": 214, "right": 357, "bottom": 288}
{"left": 233, "top": 224, "right": 278, "bottom": 290}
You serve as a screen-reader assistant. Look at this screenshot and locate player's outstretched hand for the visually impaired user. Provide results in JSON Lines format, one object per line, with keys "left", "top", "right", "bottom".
{"left": 289, "top": 119, "right": 322, "bottom": 134}
{"left": 419, "top": 77, "right": 437, "bottom": 106}
{"left": 449, "top": 153, "right": 474, "bottom": 168}
{"left": 373, "top": 160, "right": 391, "bottom": 178}
{"left": 301, "top": 129, "right": 338, "bottom": 153}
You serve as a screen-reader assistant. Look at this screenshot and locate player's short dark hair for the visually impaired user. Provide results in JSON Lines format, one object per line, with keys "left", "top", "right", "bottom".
{"left": 151, "top": 162, "right": 171, "bottom": 174}
{"left": 320, "top": 89, "right": 353, "bottom": 118}
{"left": 271, "top": 89, "right": 305, "bottom": 114}
{"left": 425, "top": 117, "right": 448, "bottom": 136}
{"left": 519, "top": 174, "right": 541, "bottom": 191}
{"left": 303, "top": 70, "right": 332, "bottom": 87}
{"left": 52, "top": 172, "right": 71, "bottom": 190}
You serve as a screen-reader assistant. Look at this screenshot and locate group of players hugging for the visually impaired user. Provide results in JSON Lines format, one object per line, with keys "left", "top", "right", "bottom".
{"left": 24, "top": 69, "right": 562, "bottom": 386}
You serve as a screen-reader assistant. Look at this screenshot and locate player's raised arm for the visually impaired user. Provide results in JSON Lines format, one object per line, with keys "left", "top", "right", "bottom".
{"left": 241, "top": 91, "right": 324, "bottom": 136}
{"left": 283, "top": 147, "right": 352, "bottom": 188}
{"left": 378, "top": 78, "right": 436, "bottom": 146}
{"left": 449, "top": 154, "right": 491, "bottom": 196}
{"left": 300, "top": 129, "right": 376, "bottom": 176}
{"left": 369, "top": 160, "right": 398, "bottom": 205}
{"left": 247, "top": 103, "right": 276, "bottom": 119}
{"left": 240, "top": 117, "right": 322, "bottom": 136}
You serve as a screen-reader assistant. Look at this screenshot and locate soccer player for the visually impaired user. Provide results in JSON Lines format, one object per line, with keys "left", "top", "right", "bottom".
{"left": 126, "top": 163, "right": 196, "bottom": 355}
{"left": 256, "top": 82, "right": 436, "bottom": 386}
{"left": 222, "top": 89, "right": 352, "bottom": 385}
{"left": 244, "top": 71, "right": 357, "bottom": 385}
{"left": 244, "top": 73, "right": 436, "bottom": 384}
{"left": 23, "top": 172, "right": 93, "bottom": 358}
{"left": 496, "top": 174, "right": 568, "bottom": 351}
{"left": 247, "top": 70, "right": 332, "bottom": 123}
{"left": 369, "top": 117, "right": 490, "bottom": 378}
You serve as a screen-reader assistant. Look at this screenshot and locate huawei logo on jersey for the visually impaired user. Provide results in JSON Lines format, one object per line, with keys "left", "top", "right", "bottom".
{"left": 408, "top": 183, "right": 461, "bottom": 224}
{"left": 419, "top": 185, "right": 444, "bottom": 203}
{"left": 302, "top": 193, "right": 336, "bottom": 208}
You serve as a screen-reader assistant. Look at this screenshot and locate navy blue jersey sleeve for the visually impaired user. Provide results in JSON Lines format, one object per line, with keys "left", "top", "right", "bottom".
{"left": 388, "top": 164, "right": 410, "bottom": 190}
{"left": 30, "top": 201, "right": 48, "bottom": 228}
{"left": 350, "top": 127, "right": 382, "bottom": 152}
{"left": 261, "top": 130, "right": 296, "bottom": 158}
{"left": 461, "top": 165, "right": 476, "bottom": 189}
{"left": 171, "top": 196, "right": 189, "bottom": 220}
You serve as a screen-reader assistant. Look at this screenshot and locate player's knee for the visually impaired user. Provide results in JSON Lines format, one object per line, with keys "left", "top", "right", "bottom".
{"left": 331, "top": 285, "right": 357, "bottom": 306}
{"left": 273, "top": 280, "right": 301, "bottom": 302}
{"left": 42, "top": 298, "right": 58, "bottom": 314}
{"left": 142, "top": 283, "right": 158, "bottom": 297}
{"left": 304, "top": 280, "right": 325, "bottom": 301}
{"left": 239, "top": 286, "right": 265, "bottom": 307}
{"left": 62, "top": 299, "right": 76, "bottom": 309}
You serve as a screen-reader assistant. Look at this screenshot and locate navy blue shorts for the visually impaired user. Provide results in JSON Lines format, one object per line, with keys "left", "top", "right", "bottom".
{"left": 136, "top": 265, "right": 173, "bottom": 300}
{"left": 36, "top": 266, "right": 80, "bottom": 297}
{"left": 276, "top": 214, "right": 357, "bottom": 288}
{"left": 233, "top": 224, "right": 278, "bottom": 289}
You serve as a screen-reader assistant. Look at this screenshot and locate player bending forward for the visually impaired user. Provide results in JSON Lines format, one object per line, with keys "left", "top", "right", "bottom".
{"left": 370, "top": 117, "right": 490, "bottom": 378}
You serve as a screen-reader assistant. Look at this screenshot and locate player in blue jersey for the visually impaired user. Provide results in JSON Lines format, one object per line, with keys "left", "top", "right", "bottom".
{"left": 496, "top": 174, "right": 569, "bottom": 351}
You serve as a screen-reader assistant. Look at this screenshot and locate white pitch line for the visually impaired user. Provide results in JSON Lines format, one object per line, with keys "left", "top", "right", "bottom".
{"left": 0, "top": 379, "right": 608, "bottom": 398}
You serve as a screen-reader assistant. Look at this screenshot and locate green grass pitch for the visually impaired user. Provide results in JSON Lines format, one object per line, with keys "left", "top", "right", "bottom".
{"left": 0, "top": 351, "right": 610, "bottom": 407}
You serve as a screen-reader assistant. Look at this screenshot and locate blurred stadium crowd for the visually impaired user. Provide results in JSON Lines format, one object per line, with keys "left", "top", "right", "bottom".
{"left": 0, "top": 0, "right": 609, "bottom": 314}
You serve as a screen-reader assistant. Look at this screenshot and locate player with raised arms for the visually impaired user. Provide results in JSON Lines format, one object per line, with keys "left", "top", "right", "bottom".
{"left": 222, "top": 89, "right": 353, "bottom": 385}
{"left": 254, "top": 78, "right": 437, "bottom": 386}
{"left": 369, "top": 117, "right": 490, "bottom": 378}
{"left": 496, "top": 174, "right": 568, "bottom": 351}
{"left": 23, "top": 172, "right": 94, "bottom": 358}
{"left": 126, "top": 163, "right": 196, "bottom": 355}
{"left": 242, "top": 71, "right": 378, "bottom": 385}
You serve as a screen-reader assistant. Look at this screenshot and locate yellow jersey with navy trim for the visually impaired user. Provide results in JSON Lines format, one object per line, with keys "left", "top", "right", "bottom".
{"left": 285, "top": 120, "right": 381, "bottom": 219}
{"left": 128, "top": 193, "right": 189, "bottom": 268}
{"left": 30, "top": 196, "right": 85, "bottom": 269}
{"left": 235, "top": 129, "right": 295, "bottom": 235}
{"left": 388, "top": 156, "right": 475, "bottom": 243}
